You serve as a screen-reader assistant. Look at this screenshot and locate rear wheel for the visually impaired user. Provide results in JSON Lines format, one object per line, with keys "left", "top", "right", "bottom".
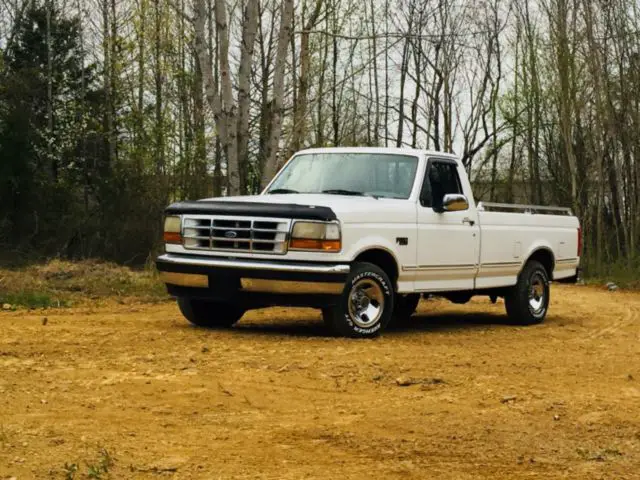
{"left": 504, "top": 260, "right": 550, "bottom": 325}
{"left": 323, "top": 262, "right": 394, "bottom": 338}
{"left": 177, "top": 297, "right": 245, "bottom": 328}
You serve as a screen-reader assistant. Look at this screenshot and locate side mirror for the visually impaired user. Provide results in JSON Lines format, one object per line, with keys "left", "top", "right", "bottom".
{"left": 442, "top": 194, "right": 469, "bottom": 212}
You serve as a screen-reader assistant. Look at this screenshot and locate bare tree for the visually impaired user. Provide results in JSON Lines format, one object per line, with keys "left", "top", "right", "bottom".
{"left": 261, "top": 0, "right": 294, "bottom": 188}
{"left": 236, "top": 0, "right": 259, "bottom": 192}
{"left": 193, "top": 0, "right": 261, "bottom": 194}
{"left": 291, "top": 0, "right": 324, "bottom": 153}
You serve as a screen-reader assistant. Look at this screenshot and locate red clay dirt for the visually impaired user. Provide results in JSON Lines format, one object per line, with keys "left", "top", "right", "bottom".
{"left": 1, "top": 284, "right": 639, "bottom": 479}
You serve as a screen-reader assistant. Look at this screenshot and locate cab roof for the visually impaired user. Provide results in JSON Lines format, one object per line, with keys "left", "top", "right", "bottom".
{"left": 294, "top": 146, "right": 459, "bottom": 160}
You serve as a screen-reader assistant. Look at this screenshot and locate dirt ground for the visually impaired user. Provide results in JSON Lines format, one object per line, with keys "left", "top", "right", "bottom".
{"left": 1, "top": 284, "right": 639, "bottom": 479}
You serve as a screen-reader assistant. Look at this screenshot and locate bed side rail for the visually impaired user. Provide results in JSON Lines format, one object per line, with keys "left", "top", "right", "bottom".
{"left": 477, "top": 201, "right": 573, "bottom": 216}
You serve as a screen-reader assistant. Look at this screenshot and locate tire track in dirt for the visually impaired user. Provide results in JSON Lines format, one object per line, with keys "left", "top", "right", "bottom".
{"left": 583, "top": 297, "right": 640, "bottom": 340}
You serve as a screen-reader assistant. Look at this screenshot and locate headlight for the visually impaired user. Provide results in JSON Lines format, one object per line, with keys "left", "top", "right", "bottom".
{"left": 290, "top": 221, "right": 341, "bottom": 252}
{"left": 163, "top": 216, "right": 182, "bottom": 244}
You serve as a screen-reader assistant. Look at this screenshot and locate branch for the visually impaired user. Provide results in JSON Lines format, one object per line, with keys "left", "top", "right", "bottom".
{"left": 294, "top": 29, "right": 495, "bottom": 41}
{"left": 1, "top": 0, "right": 34, "bottom": 57}
{"left": 167, "top": 0, "right": 194, "bottom": 22}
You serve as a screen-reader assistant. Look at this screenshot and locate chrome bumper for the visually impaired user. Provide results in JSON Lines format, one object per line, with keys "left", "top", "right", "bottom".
{"left": 157, "top": 253, "right": 350, "bottom": 274}
{"left": 156, "top": 254, "right": 348, "bottom": 295}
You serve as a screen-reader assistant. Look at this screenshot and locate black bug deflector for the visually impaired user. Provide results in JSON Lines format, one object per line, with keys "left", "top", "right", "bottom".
{"left": 165, "top": 200, "right": 337, "bottom": 222}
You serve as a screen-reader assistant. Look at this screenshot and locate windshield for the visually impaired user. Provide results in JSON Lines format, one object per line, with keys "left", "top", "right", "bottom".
{"left": 266, "top": 152, "right": 419, "bottom": 199}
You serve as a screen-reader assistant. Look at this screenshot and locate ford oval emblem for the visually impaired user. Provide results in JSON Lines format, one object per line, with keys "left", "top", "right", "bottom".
{"left": 224, "top": 230, "right": 238, "bottom": 239}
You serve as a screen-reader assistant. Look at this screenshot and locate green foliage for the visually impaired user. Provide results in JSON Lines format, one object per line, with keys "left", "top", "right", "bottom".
{"left": 583, "top": 256, "right": 640, "bottom": 289}
{"left": 0, "top": 5, "right": 101, "bottom": 256}
{"left": 63, "top": 462, "right": 79, "bottom": 480}
{"left": 0, "top": 6, "right": 96, "bottom": 231}
{"left": 0, "top": 291, "right": 63, "bottom": 309}
{"left": 86, "top": 448, "right": 114, "bottom": 479}
{"left": 62, "top": 447, "right": 114, "bottom": 480}
{"left": 0, "top": 5, "right": 170, "bottom": 263}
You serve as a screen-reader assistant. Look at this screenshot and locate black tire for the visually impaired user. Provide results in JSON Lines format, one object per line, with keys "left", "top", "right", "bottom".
{"left": 323, "top": 262, "right": 395, "bottom": 338}
{"left": 177, "top": 297, "right": 245, "bottom": 328}
{"left": 504, "top": 260, "right": 550, "bottom": 325}
{"left": 394, "top": 294, "right": 421, "bottom": 322}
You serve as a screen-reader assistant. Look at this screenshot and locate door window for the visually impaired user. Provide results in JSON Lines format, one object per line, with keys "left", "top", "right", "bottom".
{"left": 421, "top": 161, "right": 462, "bottom": 210}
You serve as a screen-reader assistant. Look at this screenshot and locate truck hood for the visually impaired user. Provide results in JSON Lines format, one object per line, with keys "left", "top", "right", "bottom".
{"left": 197, "top": 194, "right": 412, "bottom": 223}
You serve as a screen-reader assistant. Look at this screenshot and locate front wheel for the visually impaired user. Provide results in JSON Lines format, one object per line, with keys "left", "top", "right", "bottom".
{"left": 177, "top": 297, "right": 245, "bottom": 328}
{"left": 504, "top": 260, "right": 550, "bottom": 325}
{"left": 323, "top": 262, "right": 395, "bottom": 338}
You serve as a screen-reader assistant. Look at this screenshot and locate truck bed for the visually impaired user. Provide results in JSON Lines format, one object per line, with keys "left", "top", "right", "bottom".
{"left": 476, "top": 202, "right": 580, "bottom": 288}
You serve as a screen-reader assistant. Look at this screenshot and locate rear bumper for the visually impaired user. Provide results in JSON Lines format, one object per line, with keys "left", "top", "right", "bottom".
{"left": 156, "top": 253, "right": 349, "bottom": 300}
{"left": 556, "top": 266, "right": 582, "bottom": 284}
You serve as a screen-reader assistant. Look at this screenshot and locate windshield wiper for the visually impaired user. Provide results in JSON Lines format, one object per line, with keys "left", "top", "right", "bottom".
{"left": 322, "top": 189, "right": 365, "bottom": 196}
{"left": 267, "top": 188, "right": 299, "bottom": 194}
{"left": 321, "top": 189, "right": 378, "bottom": 199}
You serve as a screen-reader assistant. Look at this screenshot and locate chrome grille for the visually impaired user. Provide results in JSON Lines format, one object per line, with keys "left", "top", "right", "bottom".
{"left": 182, "top": 215, "right": 290, "bottom": 254}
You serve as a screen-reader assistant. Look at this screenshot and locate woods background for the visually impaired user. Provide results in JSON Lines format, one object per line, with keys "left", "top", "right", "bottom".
{"left": 0, "top": 0, "right": 638, "bottom": 280}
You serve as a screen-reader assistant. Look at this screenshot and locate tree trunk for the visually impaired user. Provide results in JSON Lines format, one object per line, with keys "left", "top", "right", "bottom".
{"left": 331, "top": 4, "right": 339, "bottom": 146}
{"left": 236, "top": 0, "right": 259, "bottom": 193}
{"left": 136, "top": 0, "right": 146, "bottom": 174}
{"left": 153, "top": 0, "right": 164, "bottom": 176}
{"left": 552, "top": 0, "right": 579, "bottom": 214}
{"left": 507, "top": 21, "right": 520, "bottom": 204}
{"left": 292, "top": 0, "right": 324, "bottom": 153}
{"left": 316, "top": 12, "right": 329, "bottom": 146}
{"left": 193, "top": 47, "right": 207, "bottom": 198}
{"left": 102, "top": 0, "right": 115, "bottom": 169}
{"left": 215, "top": 0, "right": 240, "bottom": 194}
{"left": 193, "top": 0, "right": 240, "bottom": 195}
{"left": 110, "top": 0, "right": 118, "bottom": 163}
{"left": 410, "top": 41, "right": 421, "bottom": 148}
{"left": 396, "top": 38, "right": 410, "bottom": 147}
{"left": 261, "top": 0, "right": 295, "bottom": 188}
{"left": 46, "top": 0, "right": 55, "bottom": 181}
{"left": 369, "top": 0, "right": 380, "bottom": 144}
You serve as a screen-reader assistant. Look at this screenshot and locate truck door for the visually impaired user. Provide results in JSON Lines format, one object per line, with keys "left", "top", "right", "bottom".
{"left": 415, "top": 158, "right": 480, "bottom": 291}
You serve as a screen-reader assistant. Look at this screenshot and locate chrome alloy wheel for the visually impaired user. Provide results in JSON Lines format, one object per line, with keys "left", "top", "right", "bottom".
{"left": 347, "top": 278, "right": 385, "bottom": 328}
{"left": 528, "top": 272, "right": 547, "bottom": 315}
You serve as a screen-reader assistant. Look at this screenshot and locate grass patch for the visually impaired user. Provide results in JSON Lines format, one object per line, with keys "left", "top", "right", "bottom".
{"left": 582, "top": 258, "right": 640, "bottom": 290}
{"left": 62, "top": 447, "right": 114, "bottom": 479}
{"left": 585, "top": 275, "right": 640, "bottom": 290}
{"left": 0, "top": 259, "right": 167, "bottom": 309}
{"left": 87, "top": 447, "right": 114, "bottom": 479}
{"left": 63, "top": 462, "right": 79, "bottom": 480}
{"left": 577, "top": 447, "right": 624, "bottom": 462}
{"left": 0, "top": 291, "right": 66, "bottom": 309}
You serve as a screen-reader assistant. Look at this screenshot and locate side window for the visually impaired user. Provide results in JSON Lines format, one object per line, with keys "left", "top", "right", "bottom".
{"left": 420, "top": 161, "right": 462, "bottom": 209}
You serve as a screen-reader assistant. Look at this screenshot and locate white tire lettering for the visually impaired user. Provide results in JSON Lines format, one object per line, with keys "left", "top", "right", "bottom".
{"left": 343, "top": 267, "right": 392, "bottom": 335}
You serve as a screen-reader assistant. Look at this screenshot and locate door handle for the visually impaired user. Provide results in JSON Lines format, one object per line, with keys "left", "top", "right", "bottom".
{"left": 462, "top": 217, "right": 475, "bottom": 226}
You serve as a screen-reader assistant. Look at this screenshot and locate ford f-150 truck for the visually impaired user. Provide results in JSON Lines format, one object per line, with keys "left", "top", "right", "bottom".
{"left": 157, "top": 147, "right": 581, "bottom": 338}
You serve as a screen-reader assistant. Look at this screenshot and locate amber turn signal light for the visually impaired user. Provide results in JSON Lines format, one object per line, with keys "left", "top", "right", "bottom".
{"left": 289, "top": 238, "right": 341, "bottom": 252}
{"left": 163, "top": 231, "right": 182, "bottom": 244}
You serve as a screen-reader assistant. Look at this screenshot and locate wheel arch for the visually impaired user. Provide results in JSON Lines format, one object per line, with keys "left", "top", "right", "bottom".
{"left": 522, "top": 247, "right": 555, "bottom": 278}
{"left": 353, "top": 247, "right": 400, "bottom": 287}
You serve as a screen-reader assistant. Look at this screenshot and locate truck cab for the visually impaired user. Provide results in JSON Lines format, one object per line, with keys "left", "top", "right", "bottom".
{"left": 157, "top": 147, "right": 581, "bottom": 338}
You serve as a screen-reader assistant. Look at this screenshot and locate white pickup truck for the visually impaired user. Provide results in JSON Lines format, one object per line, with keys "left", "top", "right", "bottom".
{"left": 157, "top": 147, "right": 581, "bottom": 338}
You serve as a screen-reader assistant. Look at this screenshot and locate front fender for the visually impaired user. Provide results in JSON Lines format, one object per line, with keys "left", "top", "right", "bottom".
{"left": 341, "top": 226, "right": 416, "bottom": 292}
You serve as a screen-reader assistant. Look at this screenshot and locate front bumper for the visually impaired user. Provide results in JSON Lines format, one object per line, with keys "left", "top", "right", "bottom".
{"left": 156, "top": 253, "right": 349, "bottom": 298}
